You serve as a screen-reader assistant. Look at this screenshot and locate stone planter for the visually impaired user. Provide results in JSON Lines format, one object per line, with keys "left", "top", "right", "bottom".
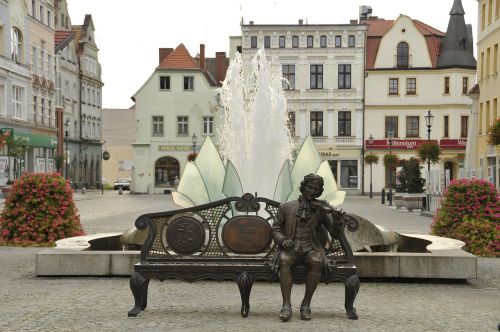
{"left": 403, "top": 193, "right": 426, "bottom": 212}
{"left": 1, "top": 185, "right": 12, "bottom": 198}
{"left": 393, "top": 193, "right": 405, "bottom": 209}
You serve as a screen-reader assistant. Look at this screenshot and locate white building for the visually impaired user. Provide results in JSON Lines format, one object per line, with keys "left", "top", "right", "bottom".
{"left": 131, "top": 44, "right": 227, "bottom": 193}
{"left": 233, "top": 19, "right": 368, "bottom": 195}
{"left": 363, "top": 1, "right": 476, "bottom": 194}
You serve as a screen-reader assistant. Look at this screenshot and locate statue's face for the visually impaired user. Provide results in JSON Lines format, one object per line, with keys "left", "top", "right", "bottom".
{"left": 303, "top": 181, "right": 322, "bottom": 200}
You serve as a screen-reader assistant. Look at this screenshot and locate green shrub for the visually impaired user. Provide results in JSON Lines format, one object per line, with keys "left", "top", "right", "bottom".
{"left": 396, "top": 157, "right": 425, "bottom": 193}
{"left": 431, "top": 178, "right": 499, "bottom": 257}
{"left": 0, "top": 173, "right": 84, "bottom": 246}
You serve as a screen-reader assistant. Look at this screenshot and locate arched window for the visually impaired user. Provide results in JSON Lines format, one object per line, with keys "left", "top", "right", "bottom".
{"left": 397, "top": 42, "right": 409, "bottom": 69}
{"left": 11, "top": 28, "right": 22, "bottom": 62}
{"left": 155, "top": 157, "right": 180, "bottom": 187}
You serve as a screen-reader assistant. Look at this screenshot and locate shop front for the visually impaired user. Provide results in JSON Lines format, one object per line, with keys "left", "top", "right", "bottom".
{"left": 319, "top": 149, "right": 362, "bottom": 195}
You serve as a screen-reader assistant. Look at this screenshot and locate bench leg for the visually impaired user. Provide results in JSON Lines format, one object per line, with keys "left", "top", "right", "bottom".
{"left": 344, "top": 274, "right": 360, "bottom": 320}
{"left": 128, "top": 272, "right": 149, "bottom": 317}
{"left": 237, "top": 272, "right": 254, "bottom": 318}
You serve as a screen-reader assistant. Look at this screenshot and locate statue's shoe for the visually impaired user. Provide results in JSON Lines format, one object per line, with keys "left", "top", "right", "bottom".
{"left": 300, "top": 303, "right": 312, "bottom": 320}
{"left": 279, "top": 305, "right": 292, "bottom": 321}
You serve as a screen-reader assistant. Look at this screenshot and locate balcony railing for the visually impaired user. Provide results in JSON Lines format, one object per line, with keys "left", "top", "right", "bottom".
{"left": 291, "top": 136, "right": 362, "bottom": 146}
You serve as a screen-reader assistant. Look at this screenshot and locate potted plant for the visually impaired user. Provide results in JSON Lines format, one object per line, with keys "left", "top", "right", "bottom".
{"left": 398, "top": 158, "right": 426, "bottom": 211}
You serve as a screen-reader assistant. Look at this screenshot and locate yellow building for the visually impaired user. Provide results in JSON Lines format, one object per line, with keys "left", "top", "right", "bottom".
{"left": 467, "top": 0, "right": 500, "bottom": 187}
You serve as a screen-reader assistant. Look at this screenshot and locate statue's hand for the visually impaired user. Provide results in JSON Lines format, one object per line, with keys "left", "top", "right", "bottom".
{"left": 281, "top": 239, "right": 294, "bottom": 250}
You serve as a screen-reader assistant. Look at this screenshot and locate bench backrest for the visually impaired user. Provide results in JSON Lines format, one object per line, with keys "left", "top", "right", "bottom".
{"left": 136, "top": 193, "right": 357, "bottom": 265}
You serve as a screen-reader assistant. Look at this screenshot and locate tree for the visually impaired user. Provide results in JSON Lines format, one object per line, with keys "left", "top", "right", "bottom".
{"left": 396, "top": 157, "right": 425, "bottom": 193}
{"left": 6, "top": 136, "right": 29, "bottom": 180}
{"left": 487, "top": 118, "right": 500, "bottom": 146}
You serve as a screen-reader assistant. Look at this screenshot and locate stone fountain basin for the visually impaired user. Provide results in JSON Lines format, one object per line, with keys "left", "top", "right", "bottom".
{"left": 35, "top": 231, "right": 477, "bottom": 280}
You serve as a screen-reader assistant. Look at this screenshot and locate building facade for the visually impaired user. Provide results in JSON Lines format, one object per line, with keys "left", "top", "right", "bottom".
{"left": 131, "top": 44, "right": 227, "bottom": 193}
{"left": 467, "top": 0, "right": 500, "bottom": 187}
{"left": 101, "top": 107, "right": 136, "bottom": 185}
{"left": 363, "top": 1, "right": 476, "bottom": 194}
{"left": 235, "top": 20, "right": 367, "bottom": 195}
{"left": 54, "top": 0, "right": 103, "bottom": 188}
{"left": 0, "top": 0, "right": 58, "bottom": 186}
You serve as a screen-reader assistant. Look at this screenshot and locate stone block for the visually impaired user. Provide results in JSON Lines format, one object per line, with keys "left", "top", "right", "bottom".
{"left": 59, "top": 252, "right": 111, "bottom": 275}
{"left": 111, "top": 252, "right": 140, "bottom": 275}
{"left": 399, "top": 254, "right": 477, "bottom": 279}
{"left": 354, "top": 253, "right": 400, "bottom": 277}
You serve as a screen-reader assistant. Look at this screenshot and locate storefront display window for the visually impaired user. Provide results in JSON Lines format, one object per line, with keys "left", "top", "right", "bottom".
{"left": 340, "top": 160, "right": 358, "bottom": 188}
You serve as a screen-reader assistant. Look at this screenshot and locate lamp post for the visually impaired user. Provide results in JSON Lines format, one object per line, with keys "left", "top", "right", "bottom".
{"left": 424, "top": 110, "right": 434, "bottom": 211}
{"left": 368, "top": 134, "right": 374, "bottom": 198}
{"left": 387, "top": 130, "right": 395, "bottom": 206}
{"left": 191, "top": 133, "right": 197, "bottom": 154}
{"left": 64, "top": 119, "right": 70, "bottom": 180}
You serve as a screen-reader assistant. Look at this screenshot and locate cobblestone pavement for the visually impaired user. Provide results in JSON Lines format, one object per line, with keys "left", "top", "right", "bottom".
{"left": 0, "top": 193, "right": 499, "bottom": 331}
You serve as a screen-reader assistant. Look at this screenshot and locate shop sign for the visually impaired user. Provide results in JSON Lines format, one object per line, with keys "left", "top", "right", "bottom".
{"left": 319, "top": 151, "right": 340, "bottom": 157}
{"left": 158, "top": 145, "right": 191, "bottom": 152}
{"left": 366, "top": 139, "right": 437, "bottom": 150}
{"left": 439, "top": 139, "right": 467, "bottom": 149}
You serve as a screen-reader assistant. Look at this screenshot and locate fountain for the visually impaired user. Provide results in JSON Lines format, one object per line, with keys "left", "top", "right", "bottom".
{"left": 35, "top": 50, "right": 476, "bottom": 280}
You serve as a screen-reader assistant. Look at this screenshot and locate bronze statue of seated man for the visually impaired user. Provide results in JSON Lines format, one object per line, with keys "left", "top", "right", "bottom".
{"left": 271, "top": 173, "right": 341, "bottom": 321}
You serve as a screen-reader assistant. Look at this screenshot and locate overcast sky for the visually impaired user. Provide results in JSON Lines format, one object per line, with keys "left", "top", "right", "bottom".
{"left": 67, "top": 0, "right": 478, "bottom": 109}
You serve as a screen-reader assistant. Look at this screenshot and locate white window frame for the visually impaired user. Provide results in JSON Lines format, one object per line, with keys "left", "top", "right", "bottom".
{"left": 203, "top": 116, "right": 214, "bottom": 135}
{"left": 11, "top": 28, "right": 22, "bottom": 62}
{"left": 177, "top": 116, "right": 189, "bottom": 136}
{"left": 0, "top": 84, "right": 5, "bottom": 116}
{"left": 152, "top": 116, "right": 164, "bottom": 136}
{"left": 12, "top": 85, "right": 24, "bottom": 119}
{"left": 183, "top": 76, "right": 194, "bottom": 90}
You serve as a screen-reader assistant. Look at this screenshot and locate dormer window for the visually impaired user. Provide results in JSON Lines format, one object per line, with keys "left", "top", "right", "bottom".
{"left": 459, "top": 38, "right": 466, "bottom": 51}
{"left": 397, "top": 42, "right": 409, "bottom": 69}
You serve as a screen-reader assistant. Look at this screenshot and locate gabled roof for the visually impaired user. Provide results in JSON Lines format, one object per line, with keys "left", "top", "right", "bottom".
{"left": 54, "top": 30, "right": 75, "bottom": 52}
{"left": 158, "top": 44, "right": 199, "bottom": 69}
{"left": 363, "top": 17, "right": 445, "bottom": 69}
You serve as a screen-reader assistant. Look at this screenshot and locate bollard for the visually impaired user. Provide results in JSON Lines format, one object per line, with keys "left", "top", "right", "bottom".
{"left": 381, "top": 188, "right": 385, "bottom": 204}
{"left": 81, "top": 186, "right": 86, "bottom": 195}
{"left": 119, "top": 187, "right": 123, "bottom": 195}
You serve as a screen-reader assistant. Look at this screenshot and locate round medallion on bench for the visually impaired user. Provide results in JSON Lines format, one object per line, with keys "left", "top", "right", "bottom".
{"left": 166, "top": 216, "right": 206, "bottom": 255}
{"left": 222, "top": 216, "right": 272, "bottom": 254}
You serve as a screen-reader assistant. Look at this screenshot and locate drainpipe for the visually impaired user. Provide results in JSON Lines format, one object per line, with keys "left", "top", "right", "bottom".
{"left": 78, "top": 57, "right": 83, "bottom": 189}
{"left": 361, "top": 29, "right": 367, "bottom": 196}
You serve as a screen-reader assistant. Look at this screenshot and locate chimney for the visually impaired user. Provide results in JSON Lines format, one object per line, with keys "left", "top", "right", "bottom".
{"left": 298, "top": 19, "right": 303, "bottom": 25}
{"left": 215, "top": 52, "right": 227, "bottom": 85}
{"left": 159, "top": 48, "right": 173, "bottom": 65}
{"left": 199, "top": 44, "right": 205, "bottom": 70}
{"left": 249, "top": 20, "right": 254, "bottom": 25}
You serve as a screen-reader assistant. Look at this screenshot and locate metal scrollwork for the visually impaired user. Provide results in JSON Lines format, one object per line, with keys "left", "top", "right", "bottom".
{"left": 135, "top": 216, "right": 149, "bottom": 230}
{"left": 235, "top": 193, "right": 261, "bottom": 213}
{"left": 344, "top": 214, "right": 359, "bottom": 232}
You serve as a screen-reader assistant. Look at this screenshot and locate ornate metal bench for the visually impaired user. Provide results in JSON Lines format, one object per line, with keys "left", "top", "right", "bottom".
{"left": 127, "top": 193, "right": 360, "bottom": 319}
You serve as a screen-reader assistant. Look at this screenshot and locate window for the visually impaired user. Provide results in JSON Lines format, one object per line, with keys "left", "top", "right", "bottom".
{"left": 494, "top": 98, "right": 498, "bottom": 121}
{"left": 279, "top": 36, "right": 285, "bottom": 48}
{"left": 11, "top": 28, "right": 22, "bottom": 62}
{"left": 487, "top": 47, "right": 491, "bottom": 75}
{"left": 482, "top": 3, "right": 486, "bottom": 29}
{"left": 0, "top": 26, "right": 3, "bottom": 56}
{"left": 340, "top": 160, "right": 358, "bottom": 188}
{"left": 160, "top": 76, "right": 170, "bottom": 90}
{"left": 39, "top": 5, "right": 44, "bottom": 23}
{"left": 32, "top": 0, "right": 36, "bottom": 18}
{"left": 12, "top": 86, "right": 23, "bottom": 118}
{"left": 486, "top": 100, "right": 491, "bottom": 127}
{"left": 338, "top": 111, "right": 351, "bottom": 136}
{"left": 282, "top": 65, "right": 295, "bottom": 90}
{"left": 320, "top": 35, "right": 327, "bottom": 48}
{"left": 41, "top": 98, "right": 45, "bottom": 124}
{"left": 250, "top": 36, "right": 257, "bottom": 48}
{"left": 406, "top": 78, "right": 416, "bottom": 95}
{"left": 48, "top": 100, "right": 52, "bottom": 126}
{"left": 310, "top": 111, "right": 323, "bottom": 136}
{"left": 287, "top": 112, "right": 295, "bottom": 136}
{"left": 152, "top": 116, "right": 164, "bottom": 136}
{"left": 338, "top": 64, "right": 351, "bottom": 89}
{"left": 307, "top": 35, "right": 314, "bottom": 48}
{"left": 33, "top": 96, "right": 37, "bottom": 122}
{"left": 488, "top": 0, "right": 493, "bottom": 23}
{"left": 310, "top": 65, "right": 323, "bottom": 89}
{"left": 47, "top": 10, "right": 52, "bottom": 28}
{"left": 348, "top": 35, "right": 355, "bottom": 47}
{"left": 385, "top": 116, "right": 398, "bottom": 137}
{"left": 479, "top": 103, "right": 483, "bottom": 134}
{"left": 264, "top": 36, "right": 271, "bottom": 48}
{"left": 496, "top": 0, "right": 500, "bottom": 18}
{"left": 177, "top": 116, "right": 188, "bottom": 136}
{"left": 0, "top": 85, "right": 5, "bottom": 115}
{"left": 397, "top": 42, "right": 409, "bottom": 68}
{"left": 32, "top": 47, "right": 37, "bottom": 73}
{"left": 481, "top": 51, "right": 485, "bottom": 79}
{"left": 494, "top": 43, "right": 498, "bottom": 73}
{"left": 389, "top": 78, "right": 399, "bottom": 95}
{"left": 461, "top": 116, "right": 468, "bottom": 138}
{"left": 203, "top": 116, "right": 213, "bottom": 135}
{"left": 335, "top": 35, "right": 342, "bottom": 47}
{"left": 444, "top": 77, "right": 450, "bottom": 94}
{"left": 405, "top": 116, "right": 419, "bottom": 137}
{"left": 462, "top": 77, "right": 469, "bottom": 94}
{"left": 292, "top": 35, "right": 299, "bottom": 48}
{"left": 444, "top": 115, "right": 449, "bottom": 138}
{"left": 183, "top": 76, "right": 194, "bottom": 90}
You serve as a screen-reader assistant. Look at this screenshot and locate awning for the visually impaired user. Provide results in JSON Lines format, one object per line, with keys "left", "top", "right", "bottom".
{"left": 14, "top": 132, "right": 57, "bottom": 148}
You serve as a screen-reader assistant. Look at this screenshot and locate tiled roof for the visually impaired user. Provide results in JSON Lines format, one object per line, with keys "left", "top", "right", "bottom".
{"left": 54, "top": 30, "right": 75, "bottom": 52}
{"left": 364, "top": 17, "right": 444, "bottom": 69}
{"left": 158, "top": 44, "right": 199, "bottom": 69}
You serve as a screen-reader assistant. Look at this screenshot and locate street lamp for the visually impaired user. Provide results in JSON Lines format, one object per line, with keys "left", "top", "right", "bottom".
{"left": 387, "top": 130, "right": 395, "bottom": 206}
{"left": 64, "top": 119, "right": 70, "bottom": 180}
{"left": 368, "top": 134, "right": 374, "bottom": 198}
{"left": 191, "top": 133, "right": 197, "bottom": 154}
{"left": 425, "top": 110, "right": 434, "bottom": 210}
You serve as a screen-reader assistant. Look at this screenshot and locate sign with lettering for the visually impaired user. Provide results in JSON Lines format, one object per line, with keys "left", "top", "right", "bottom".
{"left": 222, "top": 216, "right": 272, "bottom": 254}
{"left": 439, "top": 139, "right": 467, "bottom": 149}
{"left": 158, "top": 145, "right": 192, "bottom": 152}
{"left": 366, "top": 139, "right": 437, "bottom": 150}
